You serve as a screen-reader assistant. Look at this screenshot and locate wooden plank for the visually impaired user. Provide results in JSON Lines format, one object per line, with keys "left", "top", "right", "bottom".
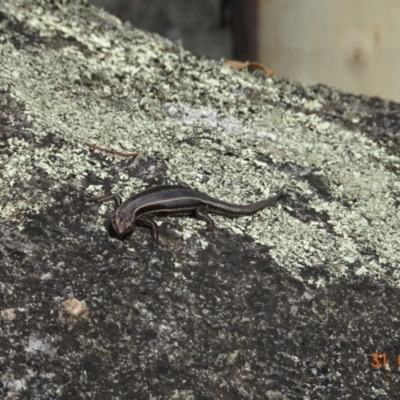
{"left": 259, "top": 0, "right": 400, "bottom": 101}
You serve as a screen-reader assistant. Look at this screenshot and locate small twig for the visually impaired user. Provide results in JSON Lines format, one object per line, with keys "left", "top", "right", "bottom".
{"left": 87, "top": 143, "right": 139, "bottom": 158}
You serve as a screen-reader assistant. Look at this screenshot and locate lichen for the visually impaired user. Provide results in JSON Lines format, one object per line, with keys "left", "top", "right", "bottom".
{"left": 1, "top": 0, "right": 399, "bottom": 288}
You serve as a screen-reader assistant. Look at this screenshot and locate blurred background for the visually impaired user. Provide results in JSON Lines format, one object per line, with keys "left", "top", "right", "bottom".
{"left": 89, "top": 0, "right": 400, "bottom": 102}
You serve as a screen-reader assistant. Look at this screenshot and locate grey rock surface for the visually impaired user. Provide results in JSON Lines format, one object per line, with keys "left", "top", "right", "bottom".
{"left": 0, "top": 1, "right": 400, "bottom": 399}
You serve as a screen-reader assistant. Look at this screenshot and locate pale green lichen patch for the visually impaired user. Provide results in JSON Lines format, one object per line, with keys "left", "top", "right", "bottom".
{"left": 0, "top": 0, "right": 400, "bottom": 287}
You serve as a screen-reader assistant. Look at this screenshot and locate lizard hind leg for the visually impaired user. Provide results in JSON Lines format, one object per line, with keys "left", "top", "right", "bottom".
{"left": 195, "top": 205, "right": 218, "bottom": 237}
{"left": 177, "top": 181, "right": 192, "bottom": 189}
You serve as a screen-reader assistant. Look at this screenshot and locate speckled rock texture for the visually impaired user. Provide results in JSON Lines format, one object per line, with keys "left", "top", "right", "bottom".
{"left": 1, "top": 1, "right": 400, "bottom": 399}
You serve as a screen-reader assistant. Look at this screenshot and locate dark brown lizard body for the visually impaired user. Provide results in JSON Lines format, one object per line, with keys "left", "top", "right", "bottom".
{"left": 92, "top": 183, "right": 284, "bottom": 243}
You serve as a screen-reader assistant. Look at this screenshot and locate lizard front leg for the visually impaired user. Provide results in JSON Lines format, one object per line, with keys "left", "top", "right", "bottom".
{"left": 91, "top": 194, "right": 122, "bottom": 209}
{"left": 135, "top": 216, "right": 161, "bottom": 246}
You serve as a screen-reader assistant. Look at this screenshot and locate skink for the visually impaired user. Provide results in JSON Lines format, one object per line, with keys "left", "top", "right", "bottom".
{"left": 92, "top": 183, "right": 284, "bottom": 243}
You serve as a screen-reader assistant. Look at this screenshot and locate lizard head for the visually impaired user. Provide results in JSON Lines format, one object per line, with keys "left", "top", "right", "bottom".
{"left": 111, "top": 212, "right": 135, "bottom": 238}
